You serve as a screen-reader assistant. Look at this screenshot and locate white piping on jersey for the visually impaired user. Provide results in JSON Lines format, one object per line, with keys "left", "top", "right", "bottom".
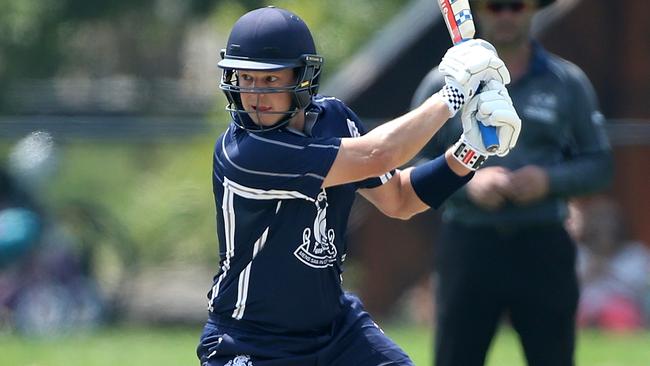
{"left": 224, "top": 177, "right": 314, "bottom": 202}
{"left": 247, "top": 132, "right": 339, "bottom": 151}
{"left": 380, "top": 171, "right": 393, "bottom": 184}
{"left": 208, "top": 183, "right": 236, "bottom": 311}
{"left": 247, "top": 132, "right": 306, "bottom": 149}
{"left": 346, "top": 118, "right": 361, "bottom": 138}
{"left": 208, "top": 182, "right": 290, "bottom": 314}
{"left": 313, "top": 96, "right": 340, "bottom": 103}
{"left": 220, "top": 134, "right": 328, "bottom": 181}
{"left": 232, "top": 226, "right": 269, "bottom": 319}
{"left": 308, "top": 143, "right": 341, "bottom": 149}
{"left": 213, "top": 170, "right": 223, "bottom": 184}
{"left": 306, "top": 172, "right": 327, "bottom": 181}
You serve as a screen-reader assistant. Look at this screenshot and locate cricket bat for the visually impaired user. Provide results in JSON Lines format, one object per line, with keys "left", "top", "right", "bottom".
{"left": 438, "top": 0, "right": 499, "bottom": 152}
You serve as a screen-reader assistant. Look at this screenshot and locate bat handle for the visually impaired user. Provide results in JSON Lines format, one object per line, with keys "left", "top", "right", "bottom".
{"left": 479, "top": 123, "right": 499, "bottom": 153}
{"left": 474, "top": 82, "right": 499, "bottom": 153}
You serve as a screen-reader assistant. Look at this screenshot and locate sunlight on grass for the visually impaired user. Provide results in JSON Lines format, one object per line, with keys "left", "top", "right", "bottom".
{"left": 1, "top": 325, "right": 649, "bottom": 366}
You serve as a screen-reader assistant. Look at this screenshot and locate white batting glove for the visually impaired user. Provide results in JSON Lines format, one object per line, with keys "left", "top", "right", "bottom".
{"left": 474, "top": 81, "right": 521, "bottom": 157}
{"left": 438, "top": 39, "right": 511, "bottom": 117}
{"left": 452, "top": 81, "right": 521, "bottom": 170}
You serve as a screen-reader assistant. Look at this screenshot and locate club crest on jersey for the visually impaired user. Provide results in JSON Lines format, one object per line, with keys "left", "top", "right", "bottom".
{"left": 294, "top": 190, "right": 338, "bottom": 268}
{"left": 225, "top": 355, "right": 253, "bottom": 366}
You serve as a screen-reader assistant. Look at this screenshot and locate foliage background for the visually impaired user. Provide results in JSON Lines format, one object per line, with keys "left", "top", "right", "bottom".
{"left": 1, "top": 1, "right": 650, "bottom": 365}
{"left": 0, "top": 0, "right": 404, "bottom": 267}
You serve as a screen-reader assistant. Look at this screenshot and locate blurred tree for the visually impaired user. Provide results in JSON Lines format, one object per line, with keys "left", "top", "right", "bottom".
{"left": 0, "top": 0, "right": 405, "bottom": 265}
{"left": 0, "top": 0, "right": 243, "bottom": 109}
{"left": 0, "top": 0, "right": 402, "bottom": 95}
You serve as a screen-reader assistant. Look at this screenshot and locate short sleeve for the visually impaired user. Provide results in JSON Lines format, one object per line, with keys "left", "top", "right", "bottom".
{"left": 339, "top": 105, "right": 396, "bottom": 190}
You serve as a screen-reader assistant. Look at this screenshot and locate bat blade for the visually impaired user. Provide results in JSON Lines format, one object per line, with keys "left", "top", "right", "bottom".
{"left": 438, "top": 0, "right": 476, "bottom": 44}
{"left": 437, "top": 0, "right": 499, "bottom": 153}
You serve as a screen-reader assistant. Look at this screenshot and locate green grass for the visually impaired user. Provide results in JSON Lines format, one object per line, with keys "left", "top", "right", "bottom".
{"left": 1, "top": 325, "right": 649, "bottom": 366}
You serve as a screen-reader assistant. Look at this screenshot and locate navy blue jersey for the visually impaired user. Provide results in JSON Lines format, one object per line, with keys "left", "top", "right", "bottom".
{"left": 207, "top": 95, "right": 392, "bottom": 334}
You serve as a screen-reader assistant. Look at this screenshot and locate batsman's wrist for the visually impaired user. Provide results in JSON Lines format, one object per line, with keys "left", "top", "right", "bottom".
{"left": 410, "top": 155, "right": 473, "bottom": 209}
{"left": 438, "top": 83, "right": 466, "bottom": 118}
{"left": 451, "top": 139, "right": 488, "bottom": 171}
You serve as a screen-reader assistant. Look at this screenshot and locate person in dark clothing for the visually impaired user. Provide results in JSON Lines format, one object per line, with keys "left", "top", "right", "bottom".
{"left": 196, "top": 6, "right": 521, "bottom": 366}
{"left": 0, "top": 165, "right": 41, "bottom": 268}
{"left": 411, "top": 1, "right": 612, "bottom": 365}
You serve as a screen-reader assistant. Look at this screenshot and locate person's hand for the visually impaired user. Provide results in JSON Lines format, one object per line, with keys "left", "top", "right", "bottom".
{"left": 474, "top": 81, "right": 521, "bottom": 157}
{"left": 449, "top": 81, "right": 521, "bottom": 170}
{"left": 465, "top": 166, "right": 512, "bottom": 210}
{"left": 438, "top": 39, "right": 511, "bottom": 117}
{"left": 504, "top": 165, "right": 549, "bottom": 204}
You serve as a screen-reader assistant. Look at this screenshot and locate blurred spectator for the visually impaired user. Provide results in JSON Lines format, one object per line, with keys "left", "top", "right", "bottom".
{"left": 567, "top": 197, "right": 650, "bottom": 331}
{"left": 0, "top": 164, "right": 41, "bottom": 269}
{"left": 1, "top": 132, "right": 105, "bottom": 336}
{"left": 0, "top": 159, "right": 45, "bottom": 333}
{"left": 1, "top": 131, "right": 53, "bottom": 269}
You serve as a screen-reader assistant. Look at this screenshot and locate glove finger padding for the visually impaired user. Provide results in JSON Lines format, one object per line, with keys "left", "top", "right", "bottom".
{"left": 486, "top": 109, "right": 521, "bottom": 156}
{"left": 439, "top": 39, "right": 511, "bottom": 100}
{"left": 476, "top": 80, "right": 513, "bottom": 105}
{"left": 473, "top": 81, "right": 521, "bottom": 156}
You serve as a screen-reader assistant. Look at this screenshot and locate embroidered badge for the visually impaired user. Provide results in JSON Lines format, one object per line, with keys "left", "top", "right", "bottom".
{"left": 294, "top": 190, "right": 338, "bottom": 268}
{"left": 225, "top": 355, "right": 253, "bottom": 366}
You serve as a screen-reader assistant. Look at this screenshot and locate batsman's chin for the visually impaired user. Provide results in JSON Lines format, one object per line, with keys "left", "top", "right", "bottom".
{"left": 245, "top": 112, "right": 281, "bottom": 127}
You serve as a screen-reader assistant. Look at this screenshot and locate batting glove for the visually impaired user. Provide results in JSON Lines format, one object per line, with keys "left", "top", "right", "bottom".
{"left": 438, "top": 39, "right": 511, "bottom": 117}
{"left": 473, "top": 81, "right": 521, "bottom": 157}
{"left": 453, "top": 81, "right": 521, "bottom": 170}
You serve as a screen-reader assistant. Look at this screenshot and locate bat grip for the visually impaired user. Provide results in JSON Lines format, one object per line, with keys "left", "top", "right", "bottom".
{"left": 475, "top": 83, "right": 499, "bottom": 153}
{"left": 479, "top": 124, "right": 499, "bottom": 153}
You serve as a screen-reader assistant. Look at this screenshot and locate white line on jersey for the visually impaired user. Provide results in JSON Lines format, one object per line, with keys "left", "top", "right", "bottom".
{"left": 208, "top": 186, "right": 236, "bottom": 310}
{"left": 224, "top": 177, "right": 314, "bottom": 201}
{"left": 232, "top": 227, "right": 269, "bottom": 319}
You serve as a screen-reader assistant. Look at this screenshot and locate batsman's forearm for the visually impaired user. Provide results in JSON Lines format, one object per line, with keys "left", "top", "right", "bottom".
{"left": 365, "top": 94, "right": 451, "bottom": 171}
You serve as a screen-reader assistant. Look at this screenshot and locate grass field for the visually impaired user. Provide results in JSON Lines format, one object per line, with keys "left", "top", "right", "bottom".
{"left": 2, "top": 325, "right": 649, "bottom": 366}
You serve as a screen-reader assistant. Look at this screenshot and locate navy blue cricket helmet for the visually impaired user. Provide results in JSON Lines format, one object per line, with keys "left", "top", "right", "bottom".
{"left": 218, "top": 6, "right": 324, "bottom": 132}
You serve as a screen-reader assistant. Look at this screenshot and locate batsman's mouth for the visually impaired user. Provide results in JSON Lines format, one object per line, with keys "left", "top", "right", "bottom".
{"left": 252, "top": 105, "right": 272, "bottom": 112}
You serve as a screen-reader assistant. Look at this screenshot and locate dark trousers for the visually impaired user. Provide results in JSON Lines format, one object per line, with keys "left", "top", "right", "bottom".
{"left": 198, "top": 294, "right": 413, "bottom": 366}
{"left": 434, "top": 222, "right": 579, "bottom": 366}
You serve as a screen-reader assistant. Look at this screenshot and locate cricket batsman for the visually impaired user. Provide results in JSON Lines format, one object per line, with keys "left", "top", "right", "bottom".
{"left": 196, "top": 5, "right": 520, "bottom": 366}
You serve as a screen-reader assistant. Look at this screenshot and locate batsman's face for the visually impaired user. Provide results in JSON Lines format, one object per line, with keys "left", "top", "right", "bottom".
{"left": 238, "top": 68, "right": 295, "bottom": 126}
{"left": 475, "top": 0, "right": 538, "bottom": 47}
